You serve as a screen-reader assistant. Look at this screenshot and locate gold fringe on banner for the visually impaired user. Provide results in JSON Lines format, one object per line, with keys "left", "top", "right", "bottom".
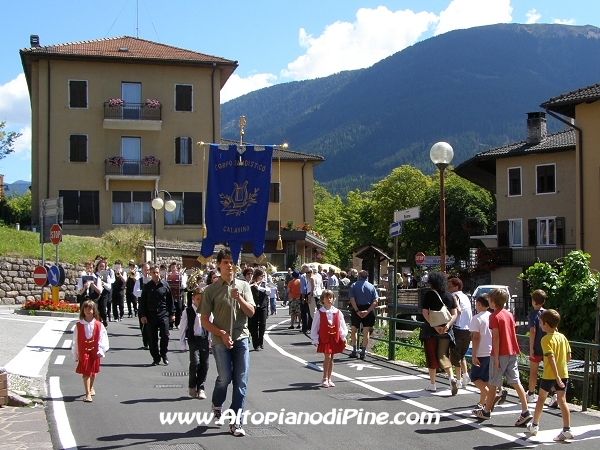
{"left": 196, "top": 254, "right": 212, "bottom": 264}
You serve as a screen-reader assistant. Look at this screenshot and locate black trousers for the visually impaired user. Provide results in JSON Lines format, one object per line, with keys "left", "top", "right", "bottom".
{"left": 248, "top": 305, "right": 268, "bottom": 349}
{"left": 112, "top": 290, "right": 124, "bottom": 320}
{"left": 172, "top": 297, "right": 183, "bottom": 328}
{"left": 146, "top": 312, "right": 170, "bottom": 362}
{"left": 300, "top": 296, "right": 312, "bottom": 332}
{"left": 126, "top": 292, "right": 137, "bottom": 316}
{"left": 188, "top": 336, "right": 209, "bottom": 390}
{"left": 98, "top": 290, "right": 110, "bottom": 326}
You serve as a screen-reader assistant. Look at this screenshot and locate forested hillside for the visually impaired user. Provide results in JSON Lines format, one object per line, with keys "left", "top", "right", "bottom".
{"left": 222, "top": 23, "right": 600, "bottom": 195}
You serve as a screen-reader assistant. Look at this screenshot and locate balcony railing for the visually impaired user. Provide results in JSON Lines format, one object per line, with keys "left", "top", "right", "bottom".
{"left": 103, "top": 103, "right": 162, "bottom": 121}
{"left": 495, "top": 245, "right": 576, "bottom": 266}
{"left": 105, "top": 159, "right": 160, "bottom": 176}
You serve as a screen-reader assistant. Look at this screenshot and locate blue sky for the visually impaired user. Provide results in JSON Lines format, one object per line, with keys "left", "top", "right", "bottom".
{"left": 1, "top": 0, "right": 598, "bottom": 184}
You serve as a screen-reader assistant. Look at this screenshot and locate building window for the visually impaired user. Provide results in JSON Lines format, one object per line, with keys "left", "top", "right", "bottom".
{"left": 508, "top": 219, "right": 522, "bottom": 247}
{"left": 508, "top": 167, "right": 521, "bottom": 196}
{"left": 175, "top": 137, "right": 192, "bottom": 164}
{"left": 269, "top": 182, "right": 281, "bottom": 203}
{"left": 112, "top": 191, "right": 151, "bottom": 224}
{"left": 69, "top": 135, "right": 87, "bottom": 162}
{"left": 59, "top": 190, "right": 99, "bottom": 225}
{"left": 536, "top": 164, "right": 556, "bottom": 194}
{"left": 164, "top": 192, "right": 203, "bottom": 225}
{"left": 528, "top": 217, "right": 565, "bottom": 246}
{"left": 537, "top": 217, "right": 556, "bottom": 246}
{"left": 175, "top": 84, "right": 192, "bottom": 112}
{"left": 69, "top": 80, "right": 87, "bottom": 108}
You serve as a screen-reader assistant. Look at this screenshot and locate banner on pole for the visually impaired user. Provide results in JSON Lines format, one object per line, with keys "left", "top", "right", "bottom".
{"left": 200, "top": 144, "right": 273, "bottom": 261}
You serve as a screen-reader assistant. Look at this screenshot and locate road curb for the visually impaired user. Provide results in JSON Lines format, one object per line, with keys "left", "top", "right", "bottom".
{"left": 13, "top": 309, "right": 79, "bottom": 318}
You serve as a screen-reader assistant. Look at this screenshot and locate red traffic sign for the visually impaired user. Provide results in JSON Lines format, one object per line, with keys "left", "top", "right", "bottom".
{"left": 415, "top": 252, "right": 426, "bottom": 265}
{"left": 50, "top": 224, "right": 62, "bottom": 245}
{"left": 33, "top": 265, "right": 48, "bottom": 287}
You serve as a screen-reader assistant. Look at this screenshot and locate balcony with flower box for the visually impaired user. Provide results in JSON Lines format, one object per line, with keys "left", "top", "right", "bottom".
{"left": 104, "top": 156, "right": 161, "bottom": 191}
{"left": 103, "top": 98, "right": 162, "bottom": 131}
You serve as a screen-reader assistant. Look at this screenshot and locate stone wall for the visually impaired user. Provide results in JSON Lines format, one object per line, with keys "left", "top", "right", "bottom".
{"left": 0, "top": 257, "right": 85, "bottom": 305}
{"left": 0, "top": 256, "right": 184, "bottom": 305}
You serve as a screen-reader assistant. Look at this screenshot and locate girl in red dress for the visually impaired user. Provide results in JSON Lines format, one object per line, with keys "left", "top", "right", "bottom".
{"left": 310, "top": 290, "right": 348, "bottom": 387}
{"left": 71, "top": 300, "right": 109, "bottom": 402}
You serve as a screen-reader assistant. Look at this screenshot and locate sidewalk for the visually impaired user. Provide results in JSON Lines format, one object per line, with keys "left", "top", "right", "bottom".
{"left": 0, "top": 306, "right": 57, "bottom": 449}
{"left": 0, "top": 404, "right": 53, "bottom": 449}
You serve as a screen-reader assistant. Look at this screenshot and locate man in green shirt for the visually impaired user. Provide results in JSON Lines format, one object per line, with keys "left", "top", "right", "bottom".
{"left": 200, "top": 248, "right": 255, "bottom": 437}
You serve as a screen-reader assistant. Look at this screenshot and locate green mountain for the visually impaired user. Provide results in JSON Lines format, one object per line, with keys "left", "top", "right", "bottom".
{"left": 221, "top": 23, "right": 600, "bottom": 195}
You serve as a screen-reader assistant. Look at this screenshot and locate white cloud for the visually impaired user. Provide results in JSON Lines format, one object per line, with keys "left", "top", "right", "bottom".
{"left": 281, "top": 6, "right": 438, "bottom": 80}
{"left": 12, "top": 126, "right": 31, "bottom": 157}
{"left": 526, "top": 8, "right": 541, "bottom": 24}
{"left": 0, "top": 73, "right": 30, "bottom": 126}
{"left": 553, "top": 18, "right": 576, "bottom": 25}
{"left": 221, "top": 72, "right": 278, "bottom": 103}
{"left": 434, "top": 0, "right": 512, "bottom": 36}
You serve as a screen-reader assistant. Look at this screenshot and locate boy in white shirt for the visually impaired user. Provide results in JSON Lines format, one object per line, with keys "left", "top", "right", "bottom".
{"left": 470, "top": 294, "right": 492, "bottom": 409}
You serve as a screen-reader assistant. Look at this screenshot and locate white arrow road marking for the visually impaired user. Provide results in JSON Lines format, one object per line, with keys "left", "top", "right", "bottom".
{"left": 347, "top": 363, "right": 381, "bottom": 371}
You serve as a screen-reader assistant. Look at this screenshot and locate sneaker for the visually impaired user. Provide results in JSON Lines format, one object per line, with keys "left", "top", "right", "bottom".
{"left": 548, "top": 393, "right": 559, "bottom": 408}
{"left": 526, "top": 393, "right": 538, "bottom": 403}
{"left": 287, "top": 325, "right": 295, "bottom": 329}
{"left": 473, "top": 409, "right": 490, "bottom": 420}
{"left": 348, "top": 351, "right": 358, "bottom": 358}
{"left": 527, "top": 423, "right": 539, "bottom": 436}
{"left": 455, "top": 379, "right": 463, "bottom": 389}
{"left": 515, "top": 410, "right": 533, "bottom": 426}
{"left": 189, "top": 387, "right": 197, "bottom": 398}
{"left": 462, "top": 373, "right": 471, "bottom": 386}
{"left": 494, "top": 388, "right": 508, "bottom": 406}
{"left": 230, "top": 423, "right": 246, "bottom": 437}
{"left": 322, "top": 379, "right": 329, "bottom": 388}
{"left": 425, "top": 383, "right": 437, "bottom": 392}
{"left": 553, "top": 430, "right": 574, "bottom": 441}
{"left": 212, "top": 406, "right": 223, "bottom": 425}
{"left": 359, "top": 352, "right": 366, "bottom": 360}
{"left": 197, "top": 389, "right": 206, "bottom": 400}
{"left": 471, "top": 405, "right": 484, "bottom": 415}
{"left": 450, "top": 378, "right": 458, "bottom": 396}
{"left": 328, "top": 379, "right": 336, "bottom": 387}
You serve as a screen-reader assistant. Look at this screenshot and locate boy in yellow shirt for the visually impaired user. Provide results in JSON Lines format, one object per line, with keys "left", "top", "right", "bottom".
{"left": 526, "top": 309, "right": 574, "bottom": 441}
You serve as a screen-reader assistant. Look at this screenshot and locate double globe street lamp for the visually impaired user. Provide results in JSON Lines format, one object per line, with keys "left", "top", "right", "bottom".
{"left": 430, "top": 142, "right": 454, "bottom": 273}
{"left": 151, "top": 189, "right": 177, "bottom": 264}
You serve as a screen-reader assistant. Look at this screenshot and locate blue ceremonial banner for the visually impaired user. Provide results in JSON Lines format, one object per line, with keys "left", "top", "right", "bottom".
{"left": 200, "top": 144, "right": 273, "bottom": 261}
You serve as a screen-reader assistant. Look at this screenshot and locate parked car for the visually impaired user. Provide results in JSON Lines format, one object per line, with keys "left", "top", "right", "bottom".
{"left": 471, "top": 284, "right": 517, "bottom": 314}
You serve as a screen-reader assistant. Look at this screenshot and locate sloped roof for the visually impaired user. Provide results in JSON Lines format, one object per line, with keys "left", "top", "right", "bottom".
{"left": 219, "top": 138, "right": 324, "bottom": 164}
{"left": 541, "top": 81, "right": 600, "bottom": 118}
{"left": 20, "top": 36, "right": 238, "bottom": 88}
{"left": 454, "top": 128, "right": 575, "bottom": 193}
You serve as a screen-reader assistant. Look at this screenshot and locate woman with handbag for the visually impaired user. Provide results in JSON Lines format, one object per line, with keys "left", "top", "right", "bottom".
{"left": 420, "top": 270, "right": 459, "bottom": 395}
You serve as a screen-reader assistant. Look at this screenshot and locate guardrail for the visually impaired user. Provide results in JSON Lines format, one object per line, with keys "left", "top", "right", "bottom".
{"left": 103, "top": 103, "right": 162, "bottom": 121}
{"left": 361, "top": 314, "right": 599, "bottom": 411}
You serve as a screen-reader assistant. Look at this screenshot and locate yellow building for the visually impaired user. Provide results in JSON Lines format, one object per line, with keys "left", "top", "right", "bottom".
{"left": 20, "top": 35, "right": 325, "bottom": 268}
{"left": 542, "top": 82, "right": 600, "bottom": 271}
{"left": 455, "top": 112, "right": 576, "bottom": 296}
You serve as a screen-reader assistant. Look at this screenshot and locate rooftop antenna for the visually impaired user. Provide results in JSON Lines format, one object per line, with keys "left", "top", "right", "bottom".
{"left": 136, "top": 0, "right": 139, "bottom": 38}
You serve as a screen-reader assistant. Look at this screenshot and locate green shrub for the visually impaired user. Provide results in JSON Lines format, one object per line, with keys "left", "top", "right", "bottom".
{"left": 101, "top": 226, "right": 151, "bottom": 258}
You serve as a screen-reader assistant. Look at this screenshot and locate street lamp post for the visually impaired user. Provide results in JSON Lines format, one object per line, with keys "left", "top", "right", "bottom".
{"left": 430, "top": 142, "right": 454, "bottom": 273}
{"left": 151, "top": 189, "right": 177, "bottom": 264}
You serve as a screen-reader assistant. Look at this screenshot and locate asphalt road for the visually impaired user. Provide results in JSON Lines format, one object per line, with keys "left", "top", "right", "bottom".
{"left": 5, "top": 304, "right": 600, "bottom": 449}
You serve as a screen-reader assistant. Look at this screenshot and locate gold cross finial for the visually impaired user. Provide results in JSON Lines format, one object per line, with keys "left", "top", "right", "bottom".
{"left": 238, "top": 116, "right": 246, "bottom": 146}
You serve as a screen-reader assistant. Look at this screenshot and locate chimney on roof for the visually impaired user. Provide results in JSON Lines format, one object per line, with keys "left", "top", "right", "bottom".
{"left": 30, "top": 35, "right": 40, "bottom": 47}
{"left": 526, "top": 112, "right": 546, "bottom": 144}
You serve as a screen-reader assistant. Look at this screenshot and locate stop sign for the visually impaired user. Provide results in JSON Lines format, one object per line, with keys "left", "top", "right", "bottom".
{"left": 50, "top": 224, "right": 62, "bottom": 245}
{"left": 415, "top": 252, "right": 426, "bottom": 265}
{"left": 33, "top": 265, "right": 48, "bottom": 287}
